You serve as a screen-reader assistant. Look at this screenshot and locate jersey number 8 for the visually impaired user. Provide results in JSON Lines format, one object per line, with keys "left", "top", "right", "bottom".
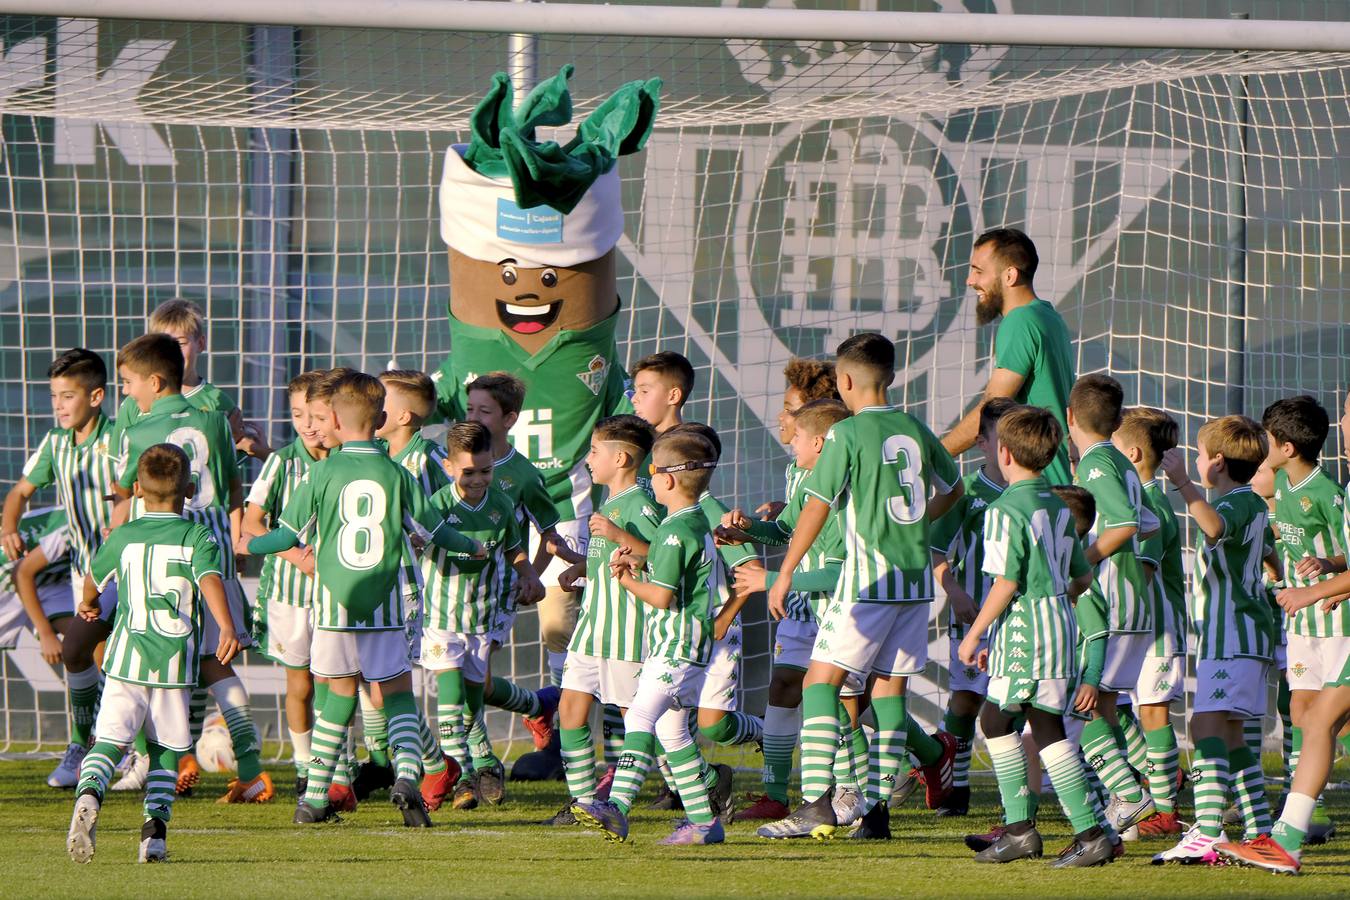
{"left": 337, "top": 479, "right": 387, "bottom": 570}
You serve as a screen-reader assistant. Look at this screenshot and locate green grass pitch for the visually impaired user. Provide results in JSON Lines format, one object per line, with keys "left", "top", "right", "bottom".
{"left": 4, "top": 758, "right": 1349, "bottom": 898}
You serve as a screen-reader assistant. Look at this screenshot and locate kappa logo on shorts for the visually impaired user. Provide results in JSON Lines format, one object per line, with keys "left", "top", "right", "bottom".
{"left": 1211, "top": 688, "right": 1228, "bottom": 700}
{"left": 1157, "top": 680, "right": 1171, "bottom": 693}
{"left": 1156, "top": 660, "right": 1171, "bottom": 673}
{"left": 659, "top": 672, "right": 675, "bottom": 685}
{"left": 963, "top": 667, "right": 979, "bottom": 680}
{"left": 1214, "top": 669, "right": 1230, "bottom": 680}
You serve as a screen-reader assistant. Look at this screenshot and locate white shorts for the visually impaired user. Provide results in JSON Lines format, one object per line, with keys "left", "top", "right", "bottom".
{"left": 949, "top": 636, "right": 991, "bottom": 695}
{"left": 530, "top": 517, "right": 588, "bottom": 589}
{"left": 811, "top": 600, "right": 929, "bottom": 678}
{"left": 417, "top": 626, "right": 493, "bottom": 682}
{"left": 698, "top": 619, "right": 742, "bottom": 712}
{"left": 311, "top": 628, "right": 410, "bottom": 682}
{"left": 1098, "top": 632, "right": 1151, "bottom": 693}
{"left": 561, "top": 652, "right": 643, "bottom": 707}
{"left": 1194, "top": 658, "right": 1270, "bottom": 719}
{"left": 1286, "top": 632, "right": 1350, "bottom": 692}
{"left": 634, "top": 655, "right": 707, "bottom": 711}
{"left": 1132, "top": 654, "right": 1184, "bottom": 705}
{"left": 488, "top": 608, "right": 517, "bottom": 646}
{"left": 773, "top": 618, "right": 816, "bottom": 672}
{"left": 256, "top": 599, "right": 314, "bottom": 669}
{"left": 988, "top": 675, "right": 1075, "bottom": 717}
{"left": 202, "top": 577, "right": 254, "bottom": 654}
{"left": 94, "top": 678, "right": 191, "bottom": 752}
{"left": 72, "top": 572, "right": 119, "bottom": 624}
{"left": 0, "top": 582, "right": 74, "bottom": 650}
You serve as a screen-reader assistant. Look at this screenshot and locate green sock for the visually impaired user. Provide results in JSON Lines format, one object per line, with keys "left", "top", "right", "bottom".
{"left": 465, "top": 680, "right": 499, "bottom": 769}
{"left": 1338, "top": 732, "right": 1350, "bottom": 759}
{"left": 1272, "top": 791, "right": 1315, "bottom": 855}
{"left": 187, "top": 684, "right": 208, "bottom": 745}
{"left": 1041, "top": 739, "right": 1100, "bottom": 834}
{"left": 1081, "top": 717, "right": 1142, "bottom": 802}
{"left": 832, "top": 704, "right": 858, "bottom": 791}
{"left": 143, "top": 741, "right": 179, "bottom": 822}
{"left": 418, "top": 715, "right": 446, "bottom": 774}
{"left": 134, "top": 731, "right": 150, "bottom": 756}
{"left": 381, "top": 690, "right": 426, "bottom": 783}
{"left": 561, "top": 725, "right": 597, "bottom": 803}
{"left": 798, "top": 684, "right": 841, "bottom": 803}
{"left": 601, "top": 704, "right": 625, "bottom": 768}
{"left": 668, "top": 743, "right": 716, "bottom": 825}
{"left": 358, "top": 688, "right": 391, "bottom": 768}
{"left": 1243, "top": 716, "right": 1264, "bottom": 761}
{"left": 849, "top": 709, "right": 869, "bottom": 789}
{"left": 1229, "top": 744, "right": 1271, "bottom": 839}
{"left": 486, "top": 677, "right": 541, "bottom": 716}
{"left": 1193, "top": 736, "right": 1231, "bottom": 838}
{"left": 435, "top": 669, "right": 470, "bottom": 773}
{"left": 305, "top": 691, "right": 357, "bottom": 809}
{"left": 212, "top": 676, "right": 262, "bottom": 782}
{"left": 699, "top": 712, "right": 763, "bottom": 746}
{"left": 987, "top": 732, "right": 1032, "bottom": 825}
{"left": 76, "top": 740, "right": 124, "bottom": 797}
{"left": 905, "top": 711, "right": 943, "bottom": 766}
{"left": 66, "top": 666, "right": 101, "bottom": 747}
{"left": 1143, "top": 724, "right": 1180, "bottom": 814}
{"left": 762, "top": 704, "right": 798, "bottom": 804}
{"left": 1117, "top": 706, "right": 1149, "bottom": 776}
{"left": 608, "top": 729, "right": 657, "bottom": 816}
{"left": 943, "top": 711, "right": 977, "bottom": 788}
{"left": 866, "top": 695, "right": 908, "bottom": 811}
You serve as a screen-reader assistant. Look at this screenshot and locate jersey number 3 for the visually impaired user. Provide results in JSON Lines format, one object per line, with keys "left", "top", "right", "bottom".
{"left": 882, "top": 434, "right": 925, "bottom": 525}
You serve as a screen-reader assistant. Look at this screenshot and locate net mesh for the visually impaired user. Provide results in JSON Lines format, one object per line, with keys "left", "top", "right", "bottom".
{"left": 2, "top": 8, "right": 1349, "bottom": 762}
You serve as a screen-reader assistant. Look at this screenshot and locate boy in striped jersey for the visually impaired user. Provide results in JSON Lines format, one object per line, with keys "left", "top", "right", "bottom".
{"left": 3, "top": 349, "right": 118, "bottom": 788}
{"left": 1066, "top": 374, "right": 1160, "bottom": 833}
{"left": 243, "top": 372, "right": 484, "bottom": 827}
{"left": 550, "top": 415, "right": 660, "bottom": 824}
{"left": 1155, "top": 415, "right": 1279, "bottom": 863}
{"left": 243, "top": 371, "right": 328, "bottom": 797}
{"left": 764, "top": 333, "right": 963, "bottom": 841}
{"left": 66, "top": 444, "right": 239, "bottom": 864}
{"left": 1112, "top": 407, "right": 1186, "bottom": 837}
{"left": 1261, "top": 395, "right": 1346, "bottom": 842}
{"left": 419, "top": 422, "right": 544, "bottom": 809}
{"left": 572, "top": 429, "right": 727, "bottom": 845}
{"left": 112, "top": 334, "right": 273, "bottom": 805}
{"left": 955, "top": 407, "right": 1109, "bottom": 866}
{"left": 0, "top": 508, "right": 73, "bottom": 653}
{"left": 928, "top": 396, "right": 1017, "bottom": 817}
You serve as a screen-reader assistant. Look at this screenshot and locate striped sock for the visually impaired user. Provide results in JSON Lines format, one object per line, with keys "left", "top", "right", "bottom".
{"left": 905, "top": 712, "right": 943, "bottom": 766}
{"left": 332, "top": 732, "right": 354, "bottom": 788}
{"left": 289, "top": 730, "right": 312, "bottom": 776}
{"left": 866, "top": 695, "right": 908, "bottom": 811}
{"left": 561, "top": 726, "right": 597, "bottom": 803}
{"left": 1278, "top": 676, "right": 1293, "bottom": 782}
{"left": 1143, "top": 724, "right": 1180, "bottom": 814}
{"left": 382, "top": 690, "right": 426, "bottom": 783}
{"left": 1117, "top": 706, "right": 1149, "bottom": 776}
{"left": 1272, "top": 791, "right": 1315, "bottom": 857}
{"left": 1041, "top": 739, "right": 1102, "bottom": 834}
{"left": 608, "top": 729, "right": 657, "bottom": 815}
{"left": 358, "top": 688, "right": 391, "bottom": 768}
{"left": 601, "top": 704, "right": 626, "bottom": 768}
{"left": 761, "top": 704, "right": 799, "bottom": 804}
{"left": 76, "top": 740, "right": 123, "bottom": 797}
{"left": 1229, "top": 744, "right": 1272, "bottom": 839}
{"left": 667, "top": 743, "right": 716, "bottom": 825}
{"left": 211, "top": 676, "right": 262, "bottom": 782}
{"left": 700, "top": 711, "right": 763, "bottom": 746}
{"left": 799, "top": 684, "right": 842, "bottom": 803}
{"left": 987, "top": 732, "right": 1032, "bottom": 824}
{"left": 143, "top": 742, "right": 178, "bottom": 822}
{"left": 436, "top": 670, "right": 471, "bottom": 773}
{"left": 66, "top": 666, "right": 101, "bottom": 747}
{"left": 848, "top": 712, "right": 869, "bottom": 790}
{"left": 832, "top": 708, "right": 858, "bottom": 791}
{"left": 1081, "top": 717, "right": 1142, "bottom": 802}
{"left": 1244, "top": 715, "right": 1264, "bottom": 760}
{"left": 465, "top": 680, "right": 499, "bottom": 770}
{"left": 418, "top": 714, "right": 447, "bottom": 775}
{"left": 1192, "top": 736, "right": 1230, "bottom": 838}
{"left": 304, "top": 691, "right": 357, "bottom": 809}
{"left": 188, "top": 684, "right": 208, "bottom": 745}
{"left": 943, "top": 711, "right": 977, "bottom": 788}
{"left": 656, "top": 755, "right": 676, "bottom": 791}
{"left": 486, "top": 677, "right": 541, "bottom": 717}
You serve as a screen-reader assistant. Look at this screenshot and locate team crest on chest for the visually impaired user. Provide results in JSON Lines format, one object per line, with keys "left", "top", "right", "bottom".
{"left": 577, "top": 355, "right": 610, "bottom": 396}
{"left": 1300, "top": 495, "right": 1313, "bottom": 513}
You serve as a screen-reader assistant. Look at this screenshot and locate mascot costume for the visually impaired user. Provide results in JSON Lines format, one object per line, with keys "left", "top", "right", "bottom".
{"left": 434, "top": 67, "right": 660, "bottom": 776}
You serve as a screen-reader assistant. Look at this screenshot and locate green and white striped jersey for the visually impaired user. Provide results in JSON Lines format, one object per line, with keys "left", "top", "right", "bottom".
{"left": 420, "top": 484, "right": 521, "bottom": 634}
{"left": 982, "top": 477, "right": 1090, "bottom": 681}
{"left": 698, "top": 491, "right": 758, "bottom": 616}
{"left": 1273, "top": 467, "right": 1348, "bottom": 637}
{"left": 246, "top": 438, "right": 320, "bottom": 609}
{"left": 93, "top": 512, "right": 223, "bottom": 687}
{"left": 930, "top": 468, "right": 1006, "bottom": 639}
{"left": 1075, "top": 441, "right": 1155, "bottom": 634}
{"left": 116, "top": 395, "right": 239, "bottom": 579}
{"left": 804, "top": 406, "right": 959, "bottom": 604}
{"left": 643, "top": 503, "right": 723, "bottom": 666}
{"left": 1139, "top": 480, "right": 1187, "bottom": 657}
{"left": 492, "top": 446, "right": 562, "bottom": 533}
{"left": 1191, "top": 485, "right": 1277, "bottom": 661}
{"left": 22, "top": 413, "right": 116, "bottom": 577}
{"left": 385, "top": 433, "right": 450, "bottom": 603}
{"left": 569, "top": 483, "right": 664, "bottom": 661}
{"left": 0, "top": 507, "right": 72, "bottom": 596}
{"left": 747, "top": 466, "right": 845, "bottom": 624}
{"left": 111, "top": 381, "right": 237, "bottom": 459}
{"left": 279, "top": 441, "right": 461, "bottom": 631}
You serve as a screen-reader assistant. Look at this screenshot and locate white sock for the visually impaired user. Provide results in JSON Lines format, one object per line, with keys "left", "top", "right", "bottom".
{"left": 290, "top": 729, "right": 313, "bottom": 769}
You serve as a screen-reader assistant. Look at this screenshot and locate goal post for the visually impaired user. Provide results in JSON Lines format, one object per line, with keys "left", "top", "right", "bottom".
{"left": 1, "top": 3, "right": 1347, "bottom": 762}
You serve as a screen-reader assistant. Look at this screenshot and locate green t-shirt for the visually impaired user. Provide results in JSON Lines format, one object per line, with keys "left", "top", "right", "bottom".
{"left": 804, "top": 405, "right": 959, "bottom": 604}
{"left": 110, "top": 381, "right": 237, "bottom": 458}
{"left": 643, "top": 503, "right": 723, "bottom": 665}
{"left": 1273, "top": 467, "right": 1348, "bottom": 637}
{"left": 246, "top": 438, "right": 320, "bottom": 609}
{"left": 570, "top": 483, "right": 664, "bottom": 662}
{"left": 420, "top": 484, "right": 521, "bottom": 634}
{"left": 982, "top": 477, "right": 1090, "bottom": 682}
{"left": 1191, "top": 485, "right": 1276, "bottom": 661}
{"left": 492, "top": 446, "right": 562, "bottom": 533}
{"left": 746, "top": 466, "right": 846, "bottom": 624}
{"left": 1075, "top": 440, "right": 1155, "bottom": 634}
{"left": 92, "top": 512, "right": 223, "bottom": 687}
{"left": 0, "top": 507, "right": 71, "bottom": 597}
{"left": 1139, "top": 480, "right": 1186, "bottom": 657}
{"left": 930, "top": 467, "right": 1005, "bottom": 638}
{"left": 279, "top": 441, "right": 459, "bottom": 631}
{"left": 385, "top": 433, "right": 451, "bottom": 602}
{"left": 432, "top": 314, "right": 633, "bottom": 523}
{"left": 22, "top": 413, "right": 116, "bottom": 578}
{"left": 993, "top": 299, "right": 1075, "bottom": 484}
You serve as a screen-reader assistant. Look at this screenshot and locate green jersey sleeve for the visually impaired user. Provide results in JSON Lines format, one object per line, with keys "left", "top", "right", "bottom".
{"left": 1082, "top": 459, "right": 1138, "bottom": 530}
{"left": 1069, "top": 533, "right": 1090, "bottom": 580}
{"left": 190, "top": 526, "right": 225, "bottom": 579}
{"left": 247, "top": 452, "right": 286, "bottom": 514}
{"left": 920, "top": 419, "right": 960, "bottom": 496}
{"left": 21, "top": 431, "right": 56, "bottom": 488}
{"left": 624, "top": 500, "right": 664, "bottom": 544}
{"left": 520, "top": 470, "right": 561, "bottom": 532}
{"left": 647, "top": 526, "right": 691, "bottom": 592}
{"left": 994, "top": 307, "right": 1039, "bottom": 377}
{"left": 982, "top": 506, "right": 1027, "bottom": 586}
{"left": 930, "top": 493, "right": 969, "bottom": 556}
{"left": 90, "top": 529, "right": 123, "bottom": 592}
{"left": 803, "top": 422, "right": 850, "bottom": 506}
{"left": 700, "top": 493, "right": 758, "bottom": 568}
{"left": 277, "top": 479, "right": 318, "bottom": 536}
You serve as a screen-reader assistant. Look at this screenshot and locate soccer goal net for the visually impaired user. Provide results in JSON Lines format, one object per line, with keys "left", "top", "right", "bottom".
{"left": 2, "top": 2, "right": 1349, "bottom": 762}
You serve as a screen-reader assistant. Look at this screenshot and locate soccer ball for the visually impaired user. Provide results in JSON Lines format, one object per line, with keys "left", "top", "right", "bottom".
{"left": 195, "top": 713, "right": 237, "bottom": 773}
